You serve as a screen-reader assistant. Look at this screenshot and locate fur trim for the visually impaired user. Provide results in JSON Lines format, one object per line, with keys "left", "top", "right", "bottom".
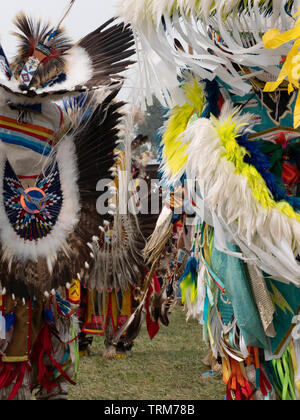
{"left": 0, "top": 135, "right": 80, "bottom": 269}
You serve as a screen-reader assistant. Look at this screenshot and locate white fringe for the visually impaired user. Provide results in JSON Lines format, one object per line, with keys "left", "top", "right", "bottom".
{"left": 116, "top": 0, "right": 298, "bottom": 107}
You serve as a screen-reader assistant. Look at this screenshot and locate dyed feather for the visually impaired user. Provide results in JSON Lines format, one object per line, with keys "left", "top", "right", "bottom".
{"left": 181, "top": 105, "right": 300, "bottom": 285}
{"left": 179, "top": 257, "right": 198, "bottom": 304}
{"left": 237, "top": 135, "right": 300, "bottom": 212}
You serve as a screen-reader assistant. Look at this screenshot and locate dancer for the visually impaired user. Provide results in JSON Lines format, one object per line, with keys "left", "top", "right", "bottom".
{"left": 78, "top": 127, "right": 170, "bottom": 358}
{"left": 0, "top": 1, "right": 135, "bottom": 400}
{"left": 117, "top": 0, "right": 300, "bottom": 400}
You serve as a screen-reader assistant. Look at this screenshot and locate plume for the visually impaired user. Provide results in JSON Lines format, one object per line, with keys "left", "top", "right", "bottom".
{"left": 11, "top": 13, "right": 72, "bottom": 89}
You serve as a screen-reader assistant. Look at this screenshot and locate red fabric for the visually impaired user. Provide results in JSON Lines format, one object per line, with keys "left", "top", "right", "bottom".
{"left": 226, "top": 358, "right": 254, "bottom": 401}
{"left": 31, "top": 324, "right": 75, "bottom": 393}
{"left": 276, "top": 133, "right": 287, "bottom": 148}
{"left": 226, "top": 380, "right": 253, "bottom": 401}
{"left": 145, "top": 273, "right": 161, "bottom": 340}
{"left": 247, "top": 347, "right": 272, "bottom": 398}
{"left": 0, "top": 361, "right": 31, "bottom": 400}
{"left": 282, "top": 163, "right": 300, "bottom": 187}
{"left": 217, "top": 94, "right": 225, "bottom": 113}
{"left": 41, "top": 48, "right": 61, "bottom": 65}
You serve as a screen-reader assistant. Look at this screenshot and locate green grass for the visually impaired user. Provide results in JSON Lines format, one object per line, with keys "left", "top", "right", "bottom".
{"left": 69, "top": 304, "right": 226, "bottom": 400}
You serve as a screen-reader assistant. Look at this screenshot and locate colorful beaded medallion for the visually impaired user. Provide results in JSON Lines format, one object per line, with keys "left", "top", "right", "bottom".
{"left": 3, "top": 160, "right": 63, "bottom": 240}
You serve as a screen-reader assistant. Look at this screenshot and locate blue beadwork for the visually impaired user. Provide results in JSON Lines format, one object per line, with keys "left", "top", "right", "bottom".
{"left": 3, "top": 160, "right": 63, "bottom": 241}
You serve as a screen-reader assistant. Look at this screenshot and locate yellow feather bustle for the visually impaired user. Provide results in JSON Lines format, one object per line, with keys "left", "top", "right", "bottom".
{"left": 161, "top": 78, "right": 205, "bottom": 180}
{"left": 212, "top": 112, "right": 300, "bottom": 223}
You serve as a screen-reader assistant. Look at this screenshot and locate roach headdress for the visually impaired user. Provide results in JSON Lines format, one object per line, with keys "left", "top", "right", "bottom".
{"left": 0, "top": 2, "right": 135, "bottom": 98}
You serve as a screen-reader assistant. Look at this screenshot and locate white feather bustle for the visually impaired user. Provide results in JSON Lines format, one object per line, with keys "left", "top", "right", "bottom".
{"left": 172, "top": 105, "right": 300, "bottom": 286}
{"left": 117, "top": 0, "right": 300, "bottom": 26}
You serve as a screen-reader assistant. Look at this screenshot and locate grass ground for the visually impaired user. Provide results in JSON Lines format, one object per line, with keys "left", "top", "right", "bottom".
{"left": 69, "top": 304, "right": 226, "bottom": 401}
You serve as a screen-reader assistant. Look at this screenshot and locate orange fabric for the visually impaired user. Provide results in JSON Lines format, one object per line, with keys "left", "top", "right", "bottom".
{"left": 223, "top": 355, "right": 254, "bottom": 400}
{"left": 0, "top": 115, "right": 55, "bottom": 136}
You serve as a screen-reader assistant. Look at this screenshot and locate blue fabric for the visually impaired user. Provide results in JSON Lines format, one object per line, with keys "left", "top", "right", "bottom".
{"left": 216, "top": 289, "right": 235, "bottom": 327}
{"left": 44, "top": 308, "right": 54, "bottom": 324}
{"left": 218, "top": 76, "right": 296, "bottom": 134}
{"left": 41, "top": 73, "right": 67, "bottom": 89}
{"left": 5, "top": 313, "right": 16, "bottom": 331}
{"left": 0, "top": 132, "right": 52, "bottom": 156}
{"left": 16, "top": 103, "right": 42, "bottom": 113}
{"left": 202, "top": 79, "right": 221, "bottom": 119}
{"left": 237, "top": 134, "right": 300, "bottom": 211}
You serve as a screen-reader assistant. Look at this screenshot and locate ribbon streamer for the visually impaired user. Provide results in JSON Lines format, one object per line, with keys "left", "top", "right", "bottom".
{"left": 263, "top": 9, "right": 300, "bottom": 128}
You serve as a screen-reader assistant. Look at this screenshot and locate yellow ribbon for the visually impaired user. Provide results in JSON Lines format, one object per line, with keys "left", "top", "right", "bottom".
{"left": 263, "top": 9, "right": 300, "bottom": 128}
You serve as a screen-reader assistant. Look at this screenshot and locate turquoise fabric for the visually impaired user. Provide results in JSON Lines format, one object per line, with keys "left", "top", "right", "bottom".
{"left": 211, "top": 241, "right": 269, "bottom": 349}
{"left": 216, "top": 289, "right": 235, "bottom": 327}
{"left": 265, "top": 277, "right": 300, "bottom": 355}
{"left": 218, "top": 76, "right": 296, "bottom": 135}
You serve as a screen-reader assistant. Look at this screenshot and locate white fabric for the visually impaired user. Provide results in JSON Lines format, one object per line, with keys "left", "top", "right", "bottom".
{"left": 0, "top": 103, "right": 63, "bottom": 177}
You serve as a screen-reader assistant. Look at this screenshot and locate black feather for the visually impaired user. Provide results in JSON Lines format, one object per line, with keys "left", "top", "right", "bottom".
{"left": 74, "top": 89, "right": 124, "bottom": 200}
{"left": 77, "top": 18, "right": 136, "bottom": 87}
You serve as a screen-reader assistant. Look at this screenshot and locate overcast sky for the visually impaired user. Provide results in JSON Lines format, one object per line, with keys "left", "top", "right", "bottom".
{"left": 0, "top": 0, "right": 118, "bottom": 59}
